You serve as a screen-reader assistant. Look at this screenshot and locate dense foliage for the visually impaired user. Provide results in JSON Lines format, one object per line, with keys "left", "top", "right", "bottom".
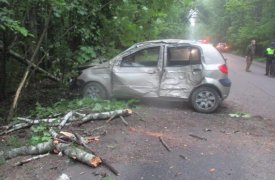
{"left": 194, "top": 0, "right": 275, "bottom": 54}
{"left": 0, "top": 0, "right": 193, "bottom": 100}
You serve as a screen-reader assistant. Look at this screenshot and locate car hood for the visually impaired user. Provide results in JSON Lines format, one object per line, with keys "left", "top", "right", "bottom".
{"left": 78, "top": 60, "right": 110, "bottom": 71}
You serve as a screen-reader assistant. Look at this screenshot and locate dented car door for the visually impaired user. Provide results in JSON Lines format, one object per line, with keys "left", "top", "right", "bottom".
{"left": 160, "top": 45, "right": 204, "bottom": 98}
{"left": 112, "top": 45, "right": 163, "bottom": 98}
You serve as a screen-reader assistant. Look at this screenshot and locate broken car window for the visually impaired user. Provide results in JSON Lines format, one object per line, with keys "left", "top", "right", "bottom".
{"left": 120, "top": 47, "right": 160, "bottom": 67}
{"left": 167, "top": 46, "right": 201, "bottom": 66}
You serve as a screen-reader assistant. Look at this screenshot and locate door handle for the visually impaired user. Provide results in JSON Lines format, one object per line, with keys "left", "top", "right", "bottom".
{"left": 193, "top": 68, "right": 201, "bottom": 72}
{"left": 146, "top": 69, "right": 156, "bottom": 74}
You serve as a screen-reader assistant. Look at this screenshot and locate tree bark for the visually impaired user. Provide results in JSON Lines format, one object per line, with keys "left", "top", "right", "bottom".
{"left": 79, "top": 109, "right": 132, "bottom": 125}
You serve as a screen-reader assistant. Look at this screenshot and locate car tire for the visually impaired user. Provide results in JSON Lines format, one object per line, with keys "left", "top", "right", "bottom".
{"left": 191, "top": 86, "right": 221, "bottom": 113}
{"left": 82, "top": 82, "right": 107, "bottom": 99}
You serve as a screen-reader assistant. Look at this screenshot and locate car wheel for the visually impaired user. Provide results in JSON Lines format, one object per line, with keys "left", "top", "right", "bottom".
{"left": 82, "top": 82, "right": 107, "bottom": 99}
{"left": 191, "top": 86, "right": 221, "bottom": 113}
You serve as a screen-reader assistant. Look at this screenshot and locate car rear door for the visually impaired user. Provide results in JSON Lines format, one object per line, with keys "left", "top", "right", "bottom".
{"left": 159, "top": 45, "right": 204, "bottom": 99}
{"left": 112, "top": 45, "right": 163, "bottom": 98}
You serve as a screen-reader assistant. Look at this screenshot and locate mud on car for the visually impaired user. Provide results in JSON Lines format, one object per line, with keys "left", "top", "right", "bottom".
{"left": 72, "top": 39, "right": 231, "bottom": 113}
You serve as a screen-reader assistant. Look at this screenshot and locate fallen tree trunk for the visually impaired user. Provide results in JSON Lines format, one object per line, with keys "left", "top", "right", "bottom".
{"left": 79, "top": 109, "right": 132, "bottom": 125}
{"left": 2, "top": 141, "right": 54, "bottom": 160}
{"left": 1, "top": 139, "right": 101, "bottom": 168}
{"left": 55, "top": 143, "right": 101, "bottom": 167}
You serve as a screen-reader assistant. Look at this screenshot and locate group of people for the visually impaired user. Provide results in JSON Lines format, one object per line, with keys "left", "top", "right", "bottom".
{"left": 245, "top": 40, "right": 275, "bottom": 76}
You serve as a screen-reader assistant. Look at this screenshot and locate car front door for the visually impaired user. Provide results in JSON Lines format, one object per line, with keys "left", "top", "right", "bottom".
{"left": 159, "top": 45, "right": 204, "bottom": 99}
{"left": 112, "top": 45, "right": 163, "bottom": 98}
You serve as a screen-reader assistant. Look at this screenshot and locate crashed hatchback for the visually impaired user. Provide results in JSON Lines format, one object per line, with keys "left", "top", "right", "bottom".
{"left": 73, "top": 39, "right": 231, "bottom": 113}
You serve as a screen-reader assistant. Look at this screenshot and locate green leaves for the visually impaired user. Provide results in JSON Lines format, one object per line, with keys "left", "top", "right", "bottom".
{"left": 75, "top": 46, "right": 97, "bottom": 65}
{"left": 229, "top": 112, "right": 251, "bottom": 118}
{"left": 29, "top": 123, "right": 51, "bottom": 145}
{"left": 0, "top": 7, "right": 29, "bottom": 36}
{"left": 30, "top": 98, "right": 137, "bottom": 118}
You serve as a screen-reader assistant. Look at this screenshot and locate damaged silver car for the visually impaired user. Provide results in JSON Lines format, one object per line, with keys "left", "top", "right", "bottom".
{"left": 73, "top": 39, "right": 231, "bottom": 113}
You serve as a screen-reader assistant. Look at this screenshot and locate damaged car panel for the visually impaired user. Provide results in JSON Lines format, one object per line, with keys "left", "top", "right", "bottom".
{"left": 74, "top": 39, "right": 231, "bottom": 113}
{"left": 160, "top": 45, "right": 204, "bottom": 98}
{"left": 112, "top": 45, "right": 163, "bottom": 98}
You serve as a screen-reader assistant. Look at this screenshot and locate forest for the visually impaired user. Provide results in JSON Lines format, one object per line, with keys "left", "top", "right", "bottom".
{"left": 0, "top": 0, "right": 274, "bottom": 120}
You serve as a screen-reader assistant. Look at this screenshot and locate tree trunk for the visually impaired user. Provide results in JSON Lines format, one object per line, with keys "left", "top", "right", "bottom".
{"left": 0, "top": 31, "right": 8, "bottom": 101}
{"left": 7, "top": 9, "right": 52, "bottom": 122}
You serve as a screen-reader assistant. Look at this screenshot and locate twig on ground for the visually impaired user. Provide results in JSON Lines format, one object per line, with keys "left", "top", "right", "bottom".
{"left": 159, "top": 136, "right": 171, "bottom": 152}
{"left": 15, "top": 153, "right": 50, "bottom": 166}
{"left": 119, "top": 116, "right": 128, "bottom": 126}
{"left": 106, "top": 113, "right": 117, "bottom": 124}
{"left": 189, "top": 134, "right": 207, "bottom": 141}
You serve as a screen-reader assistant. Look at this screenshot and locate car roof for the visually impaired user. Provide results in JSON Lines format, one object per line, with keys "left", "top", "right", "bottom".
{"left": 126, "top": 39, "right": 203, "bottom": 50}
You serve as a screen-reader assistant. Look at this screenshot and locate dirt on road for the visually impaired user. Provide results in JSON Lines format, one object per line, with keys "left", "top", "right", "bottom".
{"left": 1, "top": 100, "right": 275, "bottom": 180}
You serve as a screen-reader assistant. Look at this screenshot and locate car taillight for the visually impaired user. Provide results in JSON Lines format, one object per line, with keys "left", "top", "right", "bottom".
{"left": 218, "top": 64, "right": 228, "bottom": 74}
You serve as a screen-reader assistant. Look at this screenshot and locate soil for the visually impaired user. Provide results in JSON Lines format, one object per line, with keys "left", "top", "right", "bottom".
{"left": 1, "top": 98, "right": 275, "bottom": 180}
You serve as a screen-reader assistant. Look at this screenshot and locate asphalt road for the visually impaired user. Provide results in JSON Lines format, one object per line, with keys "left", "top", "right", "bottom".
{"left": 224, "top": 53, "right": 275, "bottom": 119}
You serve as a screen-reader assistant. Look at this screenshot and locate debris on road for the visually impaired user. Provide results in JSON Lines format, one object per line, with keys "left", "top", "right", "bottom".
{"left": 209, "top": 168, "right": 216, "bottom": 173}
{"left": 189, "top": 134, "right": 207, "bottom": 141}
{"left": 119, "top": 115, "right": 128, "bottom": 126}
{"left": 179, "top": 154, "right": 187, "bottom": 160}
{"left": 1, "top": 129, "right": 102, "bottom": 168}
{"left": 159, "top": 136, "right": 171, "bottom": 152}
{"left": 0, "top": 109, "right": 133, "bottom": 136}
{"left": 15, "top": 152, "right": 50, "bottom": 166}
{"left": 229, "top": 112, "right": 251, "bottom": 118}
{"left": 203, "top": 128, "right": 212, "bottom": 132}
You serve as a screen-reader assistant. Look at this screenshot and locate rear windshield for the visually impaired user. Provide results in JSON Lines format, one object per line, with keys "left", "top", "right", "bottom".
{"left": 201, "top": 44, "right": 225, "bottom": 64}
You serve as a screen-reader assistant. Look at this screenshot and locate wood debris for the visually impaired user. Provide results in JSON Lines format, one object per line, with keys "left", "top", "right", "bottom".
{"left": 15, "top": 153, "right": 50, "bottom": 166}
{"left": 159, "top": 136, "right": 171, "bottom": 152}
{"left": 189, "top": 134, "right": 207, "bottom": 141}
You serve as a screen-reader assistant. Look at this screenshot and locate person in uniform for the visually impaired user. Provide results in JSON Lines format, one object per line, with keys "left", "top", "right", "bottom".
{"left": 245, "top": 40, "right": 256, "bottom": 72}
{"left": 264, "top": 42, "right": 275, "bottom": 76}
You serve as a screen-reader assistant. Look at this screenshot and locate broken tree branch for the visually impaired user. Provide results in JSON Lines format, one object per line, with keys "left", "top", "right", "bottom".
{"left": 79, "top": 109, "right": 132, "bottom": 126}
{"left": 17, "top": 117, "right": 59, "bottom": 125}
{"left": 2, "top": 140, "right": 54, "bottom": 160}
{"left": 159, "top": 136, "right": 171, "bottom": 152}
{"left": 55, "top": 143, "right": 102, "bottom": 167}
{"left": 15, "top": 152, "right": 50, "bottom": 166}
{"left": 119, "top": 116, "right": 128, "bottom": 126}
{"left": 59, "top": 111, "right": 74, "bottom": 129}
{"left": 0, "top": 123, "right": 31, "bottom": 136}
{"left": 106, "top": 113, "right": 117, "bottom": 124}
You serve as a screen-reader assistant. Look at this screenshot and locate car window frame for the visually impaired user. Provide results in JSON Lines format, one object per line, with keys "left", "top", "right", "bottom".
{"left": 119, "top": 46, "right": 161, "bottom": 68}
{"left": 165, "top": 45, "right": 202, "bottom": 67}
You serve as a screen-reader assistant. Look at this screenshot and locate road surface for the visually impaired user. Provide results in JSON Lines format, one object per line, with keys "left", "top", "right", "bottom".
{"left": 224, "top": 53, "right": 275, "bottom": 119}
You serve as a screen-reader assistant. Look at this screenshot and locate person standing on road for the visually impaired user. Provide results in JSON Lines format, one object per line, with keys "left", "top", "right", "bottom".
{"left": 245, "top": 40, "right": 256, "bottom": 72}
{"left": 264, "top": 42, "right": 275, "bottom": 76}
